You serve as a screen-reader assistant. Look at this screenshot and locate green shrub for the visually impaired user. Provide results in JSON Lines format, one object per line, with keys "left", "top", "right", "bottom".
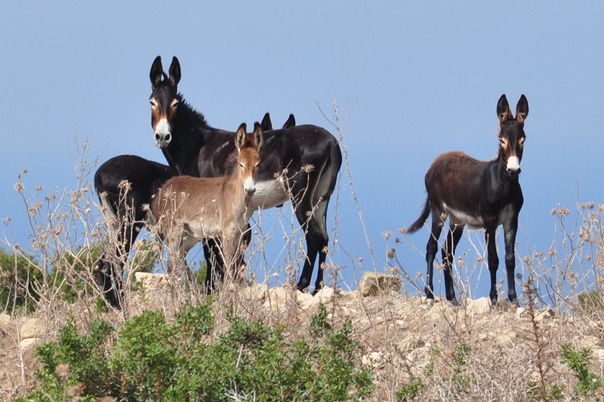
{"left": 28, "top": 319, "right": 114, "bottom": 401}
{"left": 396, "top": 378, "right": 424, "bottom": 401}
{"left": 0, "top": 247, "right": 42, "bottom": 313}
{"left": 48, "top": 244, "right": 103, "bottom": 303}
{"left": 577, "top": 290, "right": 604, "bottom": 316}
{"left": 560, "top": 344, "right": 603, "bottom": 397}
{"left": 25, "top": 302, "right": 373, "bottom": 401}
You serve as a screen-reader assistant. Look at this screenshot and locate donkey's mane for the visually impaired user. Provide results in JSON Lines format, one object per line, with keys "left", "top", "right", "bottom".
{"left": 176, "top": 93, "right": 210, "bottom": 129}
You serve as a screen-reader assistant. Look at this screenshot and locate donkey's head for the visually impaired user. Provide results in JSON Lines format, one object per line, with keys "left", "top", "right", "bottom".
{"left": 235, "top": 122, "right": 263, "bottom": 197}
{"left": 149, "top": 56, "right": 181, "bottom": 148}
{"left": 497, "top": 94, "right": 529, "bottom": 176}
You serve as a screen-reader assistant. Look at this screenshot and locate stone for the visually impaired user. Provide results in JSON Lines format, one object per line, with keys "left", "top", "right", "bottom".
{"left": 535, "top": 308, "right": 555, "bottom": 321}
{"left": 358, "top": 273, "right": 401, "bottom": 297}
{"left": 20, "top": 317, "right": 45, "bottom": 339}
{"left": 240, "top": 284, "right": 268, "bottom": 303}
{"left": 135, "top": 272, "right": 168, "bottom": 291}
{"left": 467, "top": 297, "right": 492, "bottom": 315}
{"left": 20, "top": 338, "right": 40, "bottom": 350}
{"left": 0, "top": 313, "right": 10, "bottom": 327}
{"left": 264, "top": 286, "right": 294, "bottom": 309}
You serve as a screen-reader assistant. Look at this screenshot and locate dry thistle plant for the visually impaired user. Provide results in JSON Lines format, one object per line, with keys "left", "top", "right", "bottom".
{"left": 4, "top": 107, "right": 604, "bottom": 401}
{"left": 3, "top": 141, "right": 108, "bottom": 318}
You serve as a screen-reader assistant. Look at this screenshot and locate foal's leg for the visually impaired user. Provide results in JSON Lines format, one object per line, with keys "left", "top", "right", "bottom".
{"left": 485, "top": 226, "right": 500, "bottom": 305}
{"left": 441, "top": 224, "right": 463, "bottom": 304}
{"left": 220, "top": 232, "right": 247, "bottom": 284}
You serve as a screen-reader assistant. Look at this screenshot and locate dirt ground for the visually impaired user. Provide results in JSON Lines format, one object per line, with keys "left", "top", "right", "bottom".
{"left": 1, "top": 280, "right": 603, "bottom": 401}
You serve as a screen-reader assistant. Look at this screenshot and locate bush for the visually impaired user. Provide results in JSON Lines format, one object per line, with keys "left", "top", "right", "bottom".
{"left": 28, "top": 319, "right": 114, "bottom": 401}
{"left": 24, "top": 302, "right": 373, "bottom": 401}
{"left": 48, "top": 244, "right": 104, "bottom": 303}
{"left": 560, "top": 344, "right": 603, "bottom": 397}
{"left": 0, "top": 247, "right": 42, "bottom": 313}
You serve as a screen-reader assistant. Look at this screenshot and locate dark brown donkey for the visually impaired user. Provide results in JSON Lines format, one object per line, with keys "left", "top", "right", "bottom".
{"left": 149, "top": 56, "right": 342, "bottom": 294}
{"left": 93, "top": 113, "right": 292, "bottom": 307}
{"left": 405, "top": 94, "right": 529, "bottom": 306}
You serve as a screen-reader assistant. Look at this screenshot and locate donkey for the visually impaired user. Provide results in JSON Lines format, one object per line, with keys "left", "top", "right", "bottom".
{"left": 149, "top": 56, "right": 342, "bottom": 294}
{"left": 405, "top": 94, "right": 528, "bottom": 306}
{"left": 151, "top": 122, "right": 263, "bottom": 284}
{"left": 93, "top": 113, "right": 292, "bottom": 307}
{"left": 94, "top": 155, "right": 175, "bottom": 307}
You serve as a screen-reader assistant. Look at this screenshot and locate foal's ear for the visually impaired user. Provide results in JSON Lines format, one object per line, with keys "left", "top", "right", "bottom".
{"left": 515, "top": 94, "right": 529, "bottom": 124}
{"left": 150, "top": 56, "right": 164, "bottom": 88}
{"left": 261, "top": 112, "right": 273, "bottom": 131}
{"left": 168, "top": 56, "right": 181, "bottom": 87}
{"left": 235, "top": 123, "right": 248, "bottom": 151}
{"left": 497, "top": 94, "right": 512, "bottom": 124}
{"left": 252, "top": 122, "right": 264, "bottom": 150}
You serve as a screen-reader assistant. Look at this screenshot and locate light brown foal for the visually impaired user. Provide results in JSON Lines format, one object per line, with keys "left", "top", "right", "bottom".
{"left": 151, "top": 122, "right": 263, "bottom": 283}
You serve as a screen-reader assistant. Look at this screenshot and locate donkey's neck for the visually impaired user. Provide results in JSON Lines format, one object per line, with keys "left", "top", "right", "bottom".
{"left": 222, "top": 169, "right": 254, "bottom": 222}
{"left": 485, "top": 151, "right": 520, "bottom": 194}
{"left": 164, "top": 95, "right": 211, "bottom": 175}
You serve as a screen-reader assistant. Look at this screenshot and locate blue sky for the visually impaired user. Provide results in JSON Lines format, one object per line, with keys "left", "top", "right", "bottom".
{"left": 1, "top": 2, "right": 603, "bottom": 300}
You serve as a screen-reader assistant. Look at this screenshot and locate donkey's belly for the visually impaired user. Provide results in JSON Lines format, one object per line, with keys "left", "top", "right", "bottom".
{"left": 183, "top": 216, "right": 221, "bottom": 241}
{"left": 444, "top": 204, "right": 484, "bottom": 229}
{"left": 250, "top": 179, "right": 288, "bottom": 210}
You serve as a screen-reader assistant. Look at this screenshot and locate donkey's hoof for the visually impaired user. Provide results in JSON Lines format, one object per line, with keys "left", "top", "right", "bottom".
{"left": 425, "top": 298, "right": 435, "bottom": 308}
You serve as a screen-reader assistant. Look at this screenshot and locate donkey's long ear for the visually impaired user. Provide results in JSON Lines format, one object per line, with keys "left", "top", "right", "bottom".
{"left": 282, "top": 113, "right": 296, "bottom": 129}
{"left": 497, "top": 94, "right": 512, "bottom": 124}
{"left": 168, "top": 56, "right": 181, "bottom": 87}
{"left": 252, "top": 122, "right": 264, "bottom": 151}
{"left": 235, "top": 123, "right": 247, "bottom": 151}
{"left": 150, "top": 56, "right": 164, "bottom": 88}
{"left": 260, "top": 112, "right": 272, "bottom": 131}
{"left": 515, "top": 94, "right": 529, "bottom": 124}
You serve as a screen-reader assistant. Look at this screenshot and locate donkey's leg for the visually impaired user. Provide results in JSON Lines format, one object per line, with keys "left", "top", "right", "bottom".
{"left": 235, "top": 224, "right": 251, "bottom": 272}
{"left": 233, "top": 228, "right": 251, "bottom": 283}
{"left": 485, "top": 226, "right": 500, "bottom": 305}
{"left": 221, "top": 232, "right": 244, "bottom": 284}
{"left": 294, "top": 197, "right": 330, "bottom": 294}
{"left": 202, "top": 238, "right": 225, "bottom": 293}
{"left": 290, "top": 155, "right": 337, "bottom": 294}
{"left": 425, "top": 217, "right": 444, "bottom": 302}
{"left": 441, "top": 224, "right": 463, "bottom": 304}
{"left": 94, "top": 258, "right": 120, "bottom": 308}
{"left": 310, "top": 199, "right": 331, "bottom": 292}
{"left": 98, "top": 218, "right": 142, "bottom": 308}
{"left": 503, "top": 217, "right": 519, "bottom": 303}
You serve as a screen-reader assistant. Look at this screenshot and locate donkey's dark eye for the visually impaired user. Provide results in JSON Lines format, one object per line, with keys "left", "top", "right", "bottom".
{"left": 171, "top": 100, "right": 179, "bottom": 109}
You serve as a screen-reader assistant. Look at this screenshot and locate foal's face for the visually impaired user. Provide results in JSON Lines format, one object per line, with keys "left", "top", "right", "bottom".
{"left": 149, "top": 56, "right": 181, "bottom": 149}
{"left": 234, "top": 122, "right": 264, "bottom": 197}
{"left": 238, "top": 146, "right": 261, "bottom": 196}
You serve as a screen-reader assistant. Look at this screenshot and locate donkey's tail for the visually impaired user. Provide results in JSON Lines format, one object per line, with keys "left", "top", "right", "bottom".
{"left": 404, "top": 197, "right": 431, "bottom": 234}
